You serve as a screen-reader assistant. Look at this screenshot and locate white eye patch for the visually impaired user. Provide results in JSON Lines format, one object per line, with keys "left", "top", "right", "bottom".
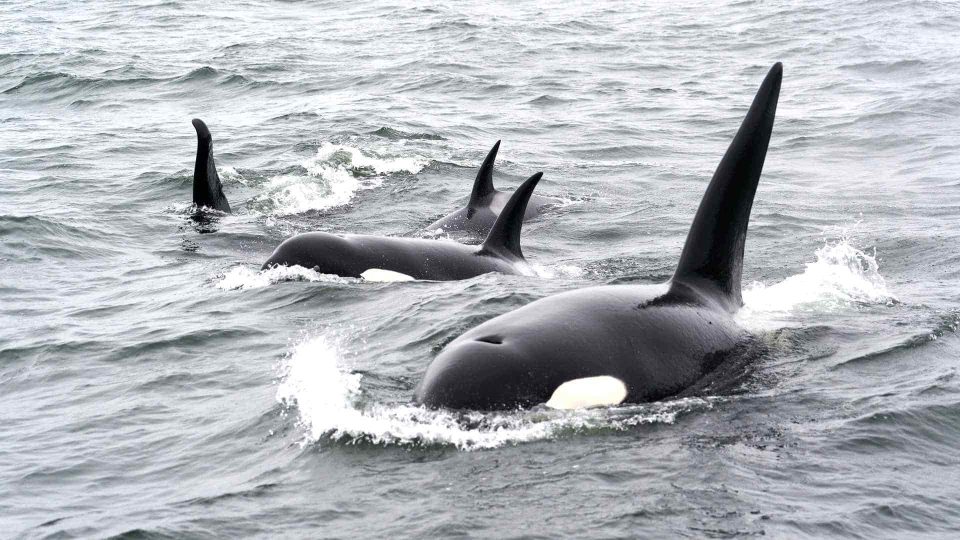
{"left": 360, "top": 268, "right": 415, "bottom": 282}
{"left": 545, "top": 376, "right": 627, "bottom": 410}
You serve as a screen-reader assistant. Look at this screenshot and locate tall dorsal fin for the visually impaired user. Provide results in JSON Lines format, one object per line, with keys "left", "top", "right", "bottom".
{"left": 467, "top": 140, "right": 501, "bottom": 212}
{"left": 671, "top": 63, "right": 782, "bottom": 310}
{"left": 192, "top": 118, "right": 231, "bottom": 213}
{"left": 480, "top": 172, "right": 543, "bottom": 260}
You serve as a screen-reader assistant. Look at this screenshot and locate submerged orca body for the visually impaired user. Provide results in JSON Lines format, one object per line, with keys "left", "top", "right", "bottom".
{"left": 191, "top": 119, "right": 231, "bottom": 213}
{"left": 415, "top": 64, "right": 783, "bottom": 410}
{"left": 262, "top": 173, "right": 545, "bottom": 280}
{"left": 426, "top": 141, "right": 560, "bottom": 235}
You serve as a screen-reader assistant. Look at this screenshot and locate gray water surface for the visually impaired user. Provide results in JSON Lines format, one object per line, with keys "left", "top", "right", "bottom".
{"left": 2, "top": 1, "right": 960, "bottom": 538}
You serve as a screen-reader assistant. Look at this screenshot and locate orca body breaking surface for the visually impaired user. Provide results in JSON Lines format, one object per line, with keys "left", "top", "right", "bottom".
{"left": 191, "top": 119, "right": 231, "bottom": 213}
{"left": 415, "top": 63, "right": 783, "bottom": 410}
{"left": 262, "top": 173, "right": 546, "bottom": 281}
{"left": 426, "top": 141, "right": 560, "bottom": 236}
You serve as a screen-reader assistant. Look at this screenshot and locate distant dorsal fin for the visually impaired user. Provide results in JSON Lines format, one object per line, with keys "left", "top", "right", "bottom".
{"left": 467, "top": 140, "right": 501, "bottom": 212}
{"left": 671, "top": 63, "right": 782, "bottom": 310}
{"left": 192, "top": 118, "right": 231, "bottom": 213}
{"left": 480, "top": 172, "right": 543, "bottom": 260}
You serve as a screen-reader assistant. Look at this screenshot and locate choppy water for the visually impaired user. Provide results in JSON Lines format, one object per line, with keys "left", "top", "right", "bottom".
{"left": 3, "top": 1, "right": 960, "bottom": 537}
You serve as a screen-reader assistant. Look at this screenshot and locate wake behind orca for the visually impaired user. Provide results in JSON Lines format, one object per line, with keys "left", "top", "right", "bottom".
{"left": 262, "top": 172, "right": 546, "bottom": 281}
{"left": 415, "top": 63, "right": 783, "bottom": 410}
{"left": 187, "top": 120, "right": 554, "bottom": 237}
{"left": 426, "top": 141, "right": 560, "bottom": 235}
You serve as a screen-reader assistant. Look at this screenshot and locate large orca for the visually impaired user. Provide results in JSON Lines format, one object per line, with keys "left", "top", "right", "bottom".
{"left": 262, "top": 172, "right": 545, "bottom": 280}
{"left": 426, "top": 141, "right": 560, "bottom": 235}
{"left": 191, "top": 119, "right": 231, "bottom": 213}
{"left": 415, "top": 63, "right": 783, "bottom": 410}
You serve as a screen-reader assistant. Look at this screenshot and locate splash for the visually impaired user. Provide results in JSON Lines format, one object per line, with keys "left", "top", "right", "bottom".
{"left": 258, "top": 143, "right": 428, "bottom": 216}
{"left": 216, "top": 265, "right": 352, "bottom": 290}
{"left": 531, "top": 263, "right": 585, "bottom": 279}
{"left": 738, "top": 239, "right": 897, "bottom": 328}
{"left": 313, "top": 142, "right": 428, "bottom": 175}
{"left": 275, "top": 334, "right": 711, "bottom": 451}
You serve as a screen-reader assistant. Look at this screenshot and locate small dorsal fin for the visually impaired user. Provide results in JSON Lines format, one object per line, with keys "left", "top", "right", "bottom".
{"left": 480, "top": 172, "right": 543, "bottom": 260}
{"left": 467, "top": 140, "right": 501, "bottom": 211}
{"left": 671, "top": 63, "right": 782, "bottom": 310}
{"left": 192, "top": 118, "right": 231, "bottom": 213}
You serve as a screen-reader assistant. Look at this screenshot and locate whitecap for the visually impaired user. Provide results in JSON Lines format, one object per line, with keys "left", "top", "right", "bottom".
{"left": 257, "top": 143, "right": 429, "bottom": 216}
{"left": 738, "top": 239, "right": 897, "bottom": 329}
{"left": 216, "top": 265, "right": 351, "bottom": 290}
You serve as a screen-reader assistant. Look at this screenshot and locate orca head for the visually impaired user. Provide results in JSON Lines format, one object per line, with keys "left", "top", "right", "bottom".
{"left": 261, "top": 232, "right": 354, "bottom": 274}
{"left": 415, "top": 335, "right": 550, "bottom": 410}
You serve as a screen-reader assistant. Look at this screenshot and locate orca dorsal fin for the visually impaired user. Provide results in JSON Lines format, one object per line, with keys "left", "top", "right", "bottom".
{"left": 192, "top": 118, "right": 231, "bottom": 213}
{"left": 480, "top": 172, "right": 543, "bottom": 260}
{"left": 467, "top": 140, "right": 501, "bottom": 212}
{"left": 671, "top": 63, "right": 782, "bottom": 310}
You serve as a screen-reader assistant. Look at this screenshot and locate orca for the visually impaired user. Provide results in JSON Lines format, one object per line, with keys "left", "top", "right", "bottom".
{"left": 426, "top": 141, "right": 560, "bottom": 235}
{"left": 415, "top": 63, "right": 783, "bottom": 410}
{"left": 191, "top": 118, "right": 231, "bottom": 213}
{"left": 262, "top": 172, "right": 545, "bottom": 280}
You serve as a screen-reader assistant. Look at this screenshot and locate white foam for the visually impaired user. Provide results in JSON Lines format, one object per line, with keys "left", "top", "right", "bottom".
{"left": 259, "top": 143, "right": 428, "bottom": 216}
{"left": 315, "top": 142, "right": 428, "bottom": 174}
{"left": 216, "top": 265, "right": 351, "bottom": 290}
{"left": 219, "top": 166, "right": 246, "bottom": 185}
{"left": 276, "top": 334, "right": 711, "bottom": 451}
{"left": 531, "top": 263, "right": 584, "bottom": 279}
{"left": 738, "top": 239, "right": 897, "bottom": 329}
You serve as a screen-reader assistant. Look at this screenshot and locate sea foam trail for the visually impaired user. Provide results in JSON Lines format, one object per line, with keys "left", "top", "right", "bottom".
{"left": 216, "top": 265, "right": 352, "bottom": 290}
{"left": 275, "top": 335, "right": 708, "bottom": 451}
{"left": 260, "top": 143, "right": 428, "bottom": 216}
{"left": 217, "top": 260, "right": 584, "bottom": 291}
{"left": 738, "top": 239, "right": 897, "bottom": 329}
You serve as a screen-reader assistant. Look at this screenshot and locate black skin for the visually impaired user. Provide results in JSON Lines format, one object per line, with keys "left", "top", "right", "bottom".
{"left": 191, "top": 119, "right": 230, "bottom": 213}
{"left": 416, "top": 63, "right": 783, "bottom": 411}
{"left": 426, "top": 141, "right": 560, "bottom": 236}
{"left": 263, "top": 173, "right": 545, "bottom": 281}
{"left": 415, "top": 283, "right": 745, "bottom": 409}
{"left": 426, "top": 191, "right": 560, "bottom": 236}
{"left": 261, "top": 232, "right": 530, "bottom": 280}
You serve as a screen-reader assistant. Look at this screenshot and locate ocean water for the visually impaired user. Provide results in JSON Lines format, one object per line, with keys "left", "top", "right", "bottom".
{"left": 2, "top": 0, "right": 960, "bottom": 537}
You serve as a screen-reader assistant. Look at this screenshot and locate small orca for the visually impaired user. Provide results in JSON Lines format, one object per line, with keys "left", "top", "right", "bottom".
{"left": 415, "top": 63, "right": 783, "bottom": 410}
{"left": 426, "top": 141, "right": 561, "bottom": 235}
{"left": 191, "top": 119, "right": 231, "bottom": 213}
{"left": 262, "top": 172, "right": 546, "bottom": 280}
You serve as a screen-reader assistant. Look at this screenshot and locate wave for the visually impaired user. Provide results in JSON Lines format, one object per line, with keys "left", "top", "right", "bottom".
{"left": 276, "top": 334, "right": 714, "bottom": 451}
{"left": 530, "top": 262, "right": 585, "bottom": 279}
{"left": 0, "top": 214, "right": 119, "bottom": 260}
{"left": 738, "top": 239, "right": 897, "bottom": 329}
{"left": 216, "top": 265, "right": 353, "bottom": 290}
{"left": 252, "top": 143, "right": 429, "bottom": 216}
{"left": 218, "top": 258, "right": 583, "bottom": 290}
{"left": 2, "top": 71, "right": 156, "bottom": 97}
{"left": 372, "top": 127, "right": 445, "bottom": 140}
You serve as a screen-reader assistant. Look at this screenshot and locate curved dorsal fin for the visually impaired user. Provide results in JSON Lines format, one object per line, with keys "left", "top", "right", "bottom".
{"left": 192, "top": 118, "right": 231, "bottom": 213}
{"left": 671, "top": 63, "right": 782, "bottom": 310}
{"left": 467, "top": 140, "right": 501, "bottom": 211}
{"left": 480, "top": 172, "right": 543, "bottom": 260}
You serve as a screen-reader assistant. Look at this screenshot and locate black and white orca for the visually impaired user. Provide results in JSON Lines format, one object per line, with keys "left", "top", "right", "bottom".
{"left": 426, "top": 141, "right": 560, "bottom": 235}
{"left": 415, "top": 63, "right": 783, "bottom": 410}
{"left": 262, "top": 172, "right": 546, "bottom": 281}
